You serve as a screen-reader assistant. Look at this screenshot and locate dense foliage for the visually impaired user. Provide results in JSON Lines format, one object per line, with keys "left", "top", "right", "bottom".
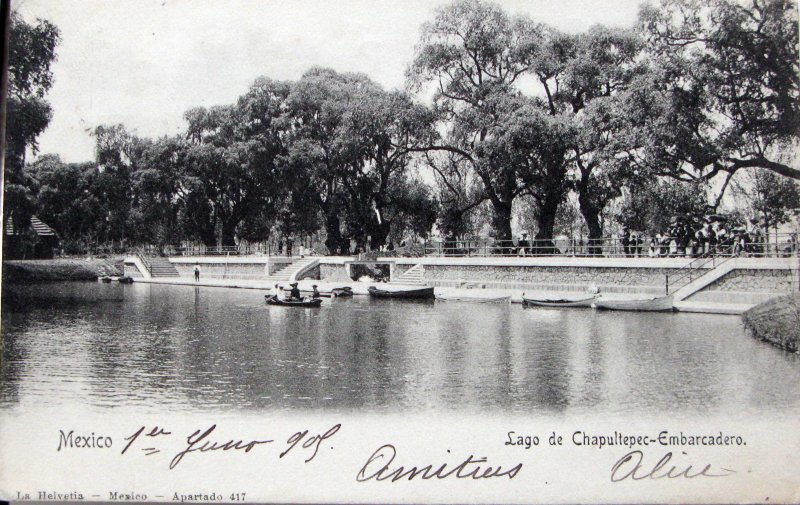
{"left": 6, "top": 0, "right": 799, "bottom": 255}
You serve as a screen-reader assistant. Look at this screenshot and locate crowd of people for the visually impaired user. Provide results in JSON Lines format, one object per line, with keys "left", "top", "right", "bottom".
{"left": 440, "top": 218, "right": 797, "bottom": 258}
{"left": 619, "top": 219, "right": 795, "bottom": 258}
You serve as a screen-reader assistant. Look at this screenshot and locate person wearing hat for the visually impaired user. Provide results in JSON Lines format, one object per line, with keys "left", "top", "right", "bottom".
{"left": 518, "top": 233, "right": 530, "bottom": 256}
{"left": 289, "top": 282, "right": 301, "bottom": 301}
{"left": 311, "top": 285, "right": 320, "bottom": 299}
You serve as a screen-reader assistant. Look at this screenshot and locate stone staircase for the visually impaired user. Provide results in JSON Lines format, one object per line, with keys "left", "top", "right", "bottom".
{"left": 145, "top": 255, "right": 180, "bottom": 277}
{"left": 392, "top": 264, "right": 425, "bottom": 285}
{"left": 670, "top": 260, "right": 737, "bottom": 302}
{"left": 263, "top": 257, "right": 319, "bottom": 283}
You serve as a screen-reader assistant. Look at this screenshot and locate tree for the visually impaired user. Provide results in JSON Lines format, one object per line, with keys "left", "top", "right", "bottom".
{"left": 337, "top": 88, "right": 440, "bottom": 249}
{"left": 3, "top": 11, "right": 60, "bottom": 241}
{"left": 130, "top": 135, "right": 190, "bottom": 251}
{"left": 182, "top": 77, "right": 290, "bottom": 247}
{"left": 407, "top": 0, "right": 563, "bottom": 243}
{"left": 91, "top": 124, "right": 144, "bottom": 246}
{"left": 410, "top": 0, "right": 618, "bottom": 249}
{"left": 283, "top": 67, "right": 376, "bottom": 254}
{"left": 618, "top": 178, "right": 709, "bottom": 235}
{"left": 629, "top": 0, "right": 799, "bottom": 185}
{"left": 426, "top": 151, "right": 486, "bottom": 241}
{"left": 564, "top": 26, "right": 644, "bottom": 253}
{"left": 28, "top": 154, "right": 102, "bottom": 252}
{"left": 730, "top": 169, "right": 800, "bottom": 238}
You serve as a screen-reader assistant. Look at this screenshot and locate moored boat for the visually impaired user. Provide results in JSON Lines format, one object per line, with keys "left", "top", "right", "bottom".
{"left": 331, "top": 287, "right": 354, "bottom": 297}
{"left": 265, "top": 295, "right": 323, "bottom": 307}
{"left": 436, "top": 293, "right": 509, "bottom": 303}
{"left": 100, "top": 276, "right": 113, "bottom": 283}
{"left": 591, "top": 295, "right": 675, "bottom": 312}
{"left": 522, "top": 295, "right": 595, "bottom": 308}
{"left": 368, "top": 286, "right": 435, "bottom": 299}
{"left": 118, "top": 276, "right": 134, "bottom": 284}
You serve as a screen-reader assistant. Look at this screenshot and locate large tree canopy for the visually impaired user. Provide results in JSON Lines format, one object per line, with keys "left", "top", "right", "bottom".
{"left": 407, "top": 0, "right": 551, "bottom": 242}
{"left": 631, "top": 0, "right": 800, "bottom": 182}
{"left": 4, "top": 11, "right": 60, "bottom": 238}
{"left": 12, "top": 0, "right": 800, "bottom": 256}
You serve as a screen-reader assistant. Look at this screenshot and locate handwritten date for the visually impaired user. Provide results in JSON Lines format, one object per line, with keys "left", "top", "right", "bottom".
{"left": 120, "top": 423, "right": 340, "bottom": 469}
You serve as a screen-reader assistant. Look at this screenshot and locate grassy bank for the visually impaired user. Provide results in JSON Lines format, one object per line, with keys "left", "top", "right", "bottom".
{"left": 742, "top": 293, "right": 800, "bottom": 353}
{"left": 2, "top": 258, "right": 123, "bottom": 283}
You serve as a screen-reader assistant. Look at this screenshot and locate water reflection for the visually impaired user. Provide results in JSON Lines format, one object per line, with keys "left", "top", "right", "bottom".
{"left": 2, "top": 282, "right": 799, "bottom": 415}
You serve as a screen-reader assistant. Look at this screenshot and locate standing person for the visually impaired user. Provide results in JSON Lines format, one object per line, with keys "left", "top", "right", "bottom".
{"left": 620, "top": 228, "right": 631, "bottom": 257}
{"left": 194, "top": 263, "right": 200, "bottom": 282}
{"left": 634, "top": 233, "right": 643, "bottom": 257}
{"left": 706, "top": 224, "right": 717, "bottom": 256}
{"left": 518, "top": 233, "right": 530, "bottom": 256}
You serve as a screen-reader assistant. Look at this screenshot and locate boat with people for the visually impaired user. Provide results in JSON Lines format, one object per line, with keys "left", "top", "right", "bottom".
{"left": 436, "top": 293, "right": 510, "bottom": 303}
{"left": 522, "top": 295, "right": 596, "bottom": 308}
{"left": 368, "top": 286, "right": 435, "bottom": 299}
{"left": 591, "top": 295, "right": 675, "bottom": 312}
{"left": 264, "top": 295, "right": 323, "bottom": 307}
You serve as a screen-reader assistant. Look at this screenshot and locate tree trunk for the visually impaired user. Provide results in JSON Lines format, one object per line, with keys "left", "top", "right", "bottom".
{"left": 578, "top": 191, "right": 604, "bottom": 256}
{"left": 490, "top": 200, "right": 513, "bottom": 254}
{"left": 221, "top": 219, "right": 237, "bottom": 248}
{"left": 323, "top": 211, "right": 346, "bottom": 255}
{"left": 534, "top": 187, "right": 561, "bottom": 255}
{"left": 369, "top": 220, "right": 391, "bottom": 251}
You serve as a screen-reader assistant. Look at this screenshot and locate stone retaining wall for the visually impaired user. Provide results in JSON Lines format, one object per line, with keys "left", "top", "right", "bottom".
{"left": 173, "top": 263, "right": 268, "bottom": 279}
{"left": 123, "top": 261, "right": 144, "bottom": 278}
{"left": 703, "top": 268, "right": 794, "bottom": 292}
{"left": 423, "top": 264, "right": 677, "bottom": 289}
{"left": 320, "top": 263, "right": 345, "bottom": 280}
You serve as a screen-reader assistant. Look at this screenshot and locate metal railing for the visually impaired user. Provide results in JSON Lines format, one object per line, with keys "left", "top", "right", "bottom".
{"left": 423, "top": 234, "right": 799, "bottom": 259}
{"left": 664, "top": 243, "right": 739, "bottom": 295}
{"left": 134, "top": 247, "right": 153, "bottom": 276}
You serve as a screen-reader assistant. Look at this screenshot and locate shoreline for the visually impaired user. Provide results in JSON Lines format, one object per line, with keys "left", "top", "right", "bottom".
{"left": 3, "top": 257, "right": 792, "bottom": 315}
{"left": 742, "top": 294, "right": 800, "bottom": 352}
{"left": 2, "top": 258, "right": 123, "bottom": 283}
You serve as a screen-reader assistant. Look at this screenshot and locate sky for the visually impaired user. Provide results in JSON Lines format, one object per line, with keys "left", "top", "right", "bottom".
{"left": 16, "top": 0, "right": 645, "bottom": 163}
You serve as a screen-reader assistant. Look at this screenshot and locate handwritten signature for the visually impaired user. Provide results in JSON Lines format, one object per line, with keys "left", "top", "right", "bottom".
{"left": 611, "top": 450, "right": 736, "bottom": 482}
{"left": 357, "top": 444, "right": 522, "bottom": 482}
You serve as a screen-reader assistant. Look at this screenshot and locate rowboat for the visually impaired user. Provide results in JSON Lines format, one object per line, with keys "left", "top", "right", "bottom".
{"left": 331, "top": 287, "right": 354, "bottom": 297}
{"left": 265, "top": 295, "right": 323, "bottom": 307}
{"left": 591, "top": 295, "right": 675, "bottom": 312}
{"left": 522, "top": 295, "right": 595, "bottom": 308}
{"left": 436, "top": 293, "right": 510, "bottom": 303}
{"left": 368, "top": 286, "right": 435, "bottom": 299}
{"left": 100, "top": 276, "right": 113, "bottom": 283}
{"left": 118, "top": 276, "right": 134, "bottom": 284}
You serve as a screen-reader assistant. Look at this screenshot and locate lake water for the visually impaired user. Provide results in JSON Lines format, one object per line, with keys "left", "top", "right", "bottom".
{"left": 2, "top": 282, "right": 799, "bottom": 415}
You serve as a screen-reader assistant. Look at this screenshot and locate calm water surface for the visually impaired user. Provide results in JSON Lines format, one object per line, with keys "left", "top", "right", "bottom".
{"left": 2, "top": 282, "right": 799, "bottom": 415}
